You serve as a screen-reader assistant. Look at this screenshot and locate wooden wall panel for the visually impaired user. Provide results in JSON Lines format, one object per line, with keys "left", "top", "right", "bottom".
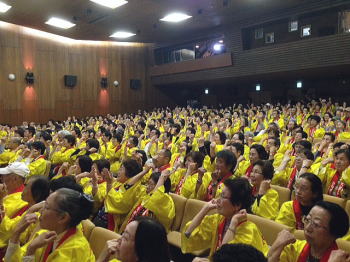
{"left": 0, "top": 23, "right": 175, "bottom": 125}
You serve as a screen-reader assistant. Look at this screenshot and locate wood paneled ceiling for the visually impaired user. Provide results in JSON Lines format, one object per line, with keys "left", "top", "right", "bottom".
{"left": 0, "top": 0, "right": 300, "bottom": 43}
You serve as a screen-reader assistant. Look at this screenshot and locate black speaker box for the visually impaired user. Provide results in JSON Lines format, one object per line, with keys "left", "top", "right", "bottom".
{"left": 130, "top": 79, "right": 141, "bottom": 90}
{"left": 64, "top": 75, "right": 77, "bottom": 88}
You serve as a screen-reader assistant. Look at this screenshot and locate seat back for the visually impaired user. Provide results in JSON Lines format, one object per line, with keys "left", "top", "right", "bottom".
{"left": 345, "top": 200, "right": 350, "bottom": 221}
{"left": 179, "top": 199, "right": 216, "bottom": 232}
{"left": 89, "top": 227, "right": 121, "bottom": 258}
{"left": 337, "top": 238, "right": 350, "bottom": 253}
{"left": 323, "top": 194, "right": 346, "bottom": 208}
{"left": 169, "top": 193, "right": 187, "bottom": 231}
{"left": 45, "top": 160, "right": 51, "bottom": 177}
{"left": 247, "top": 214, "right": 292, "bottom": 246}
{"left": 271, "top": 185, "right": 291, "bottom": 207}
{"left": 82, "top": 219, "right": 95, "bottom": 240}
{"left": 293, "top": 230, "right": 306, "bottom": 240}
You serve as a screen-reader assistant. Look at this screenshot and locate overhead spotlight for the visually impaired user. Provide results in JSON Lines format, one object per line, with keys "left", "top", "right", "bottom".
{"left": 219, "top": 40, "right": 224, "bottom": 43}
{"left": 297, "top": 81, "right": 303, "bottom": 88}
{"left": 195, "top": 45, "right": 200, "bottom": 49}
{"left": 0, "top": 2, "right": 11, "bottom": 13}
{"left": 160, "top": 12, "right": 192, "bottom": 23}
{"left": 25, "top": 72, "right": 34, "bottom": 85}
{"left": 100, "top": 77, "right": 108, "bottom": 88}
{"left": 110, "top": 31, "right": 136, "bottom": 38}
{"left": 256, "top": 84, "right": 261, "bottom": 91}
{"left": 213, "top": 43, "right": 223, "bottom": 52}
{"left": 204, "top": 88, "right": 209, "bottom": 95}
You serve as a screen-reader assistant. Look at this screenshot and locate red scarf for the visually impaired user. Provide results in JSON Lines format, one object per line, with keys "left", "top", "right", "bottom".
{"left": 9, "top": 184, "right": 25, "bottom": 195}
{"left": 327, "top": 171, "right": 345, "bottom": 198}
{"left": 215, "top": 218, "right": 246, "bottom": 250}
{"left": 11, "top": 205, "right": 29, "bottom": 219}
{"left": 126, "top": 203, "right": 148, "bottom": 225}
{"left": 158, "top": 163, "right": 170, "bottom": 172}
{"left": 287, "top": 167, "right": 298, "bottom": 190}
{"left": 175, "top": 170, "right": 197, "bottom": 195}
{"left": 309, "top": 127, "right": 316, "bottom": 138}
{"left": 293, "top": 200, "right": 304, "bottom": 230}
{"left": 206, "top": 172, "right": 232, "bottom": 201}
{"left": 42, "top": 227, "right": 77, "bottom": 262}
{"left": 115, "top": 145, "right": 122, "bottom": 152}
{"left": 297, "top": 242, "right": 338, "bottom": 262}
{"left": 107, "top": 185, "right": 121, "bottom": 231}
{"left": 245, "top": 164, "right": 254, "bottom": 178}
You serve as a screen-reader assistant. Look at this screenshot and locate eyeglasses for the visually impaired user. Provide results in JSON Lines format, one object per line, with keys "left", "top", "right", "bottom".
{"left": 302, "top": 216, "right": 328, "bottom": 230}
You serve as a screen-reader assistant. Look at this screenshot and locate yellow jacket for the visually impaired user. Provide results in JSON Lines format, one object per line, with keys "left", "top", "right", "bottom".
{"left": 252, "top": 188, "right": 279, "bottom": 220}
{"left": 3, "top": 188, "right": 28, "bottom": 218}
{"left": 0, "top": 149, "right": 16, "bottom": 165}
{"left": 27, "top": 157, "right": 47, "bottom": 177}
{"left": 317, "top": 164, "right": 350, "bottom": 198}
{"left": 181, "top": 214, "right": 269, "bottom": 257}
{"left": 280, "top": 240, "right": 309, "bottom": 262}
{"left": 275, "top": 201, "right": 301, "bottom": 229}
{"left": 51, "top": 148, "right": 76, "bottom": 165}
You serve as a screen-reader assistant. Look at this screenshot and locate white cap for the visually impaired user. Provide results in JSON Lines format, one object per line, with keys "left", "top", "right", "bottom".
{"left": 0, "top": 162, "right": 30, "bottom": 178}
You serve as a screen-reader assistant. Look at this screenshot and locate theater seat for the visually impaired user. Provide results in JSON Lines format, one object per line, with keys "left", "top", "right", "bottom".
{"left": 169, "top": 193, "right": 187, "bottom": 231}
{"left": 45, "top": 160, "right": 51, "bottom": 177}
{"left": 82, "top": 219, "right": 95, "bottom": 240}
{"left": 323, "top": 194, "right": 346, "bottom": 208}
{"left": 247, "top": 214, "right": 292, "bottom": 246}
{"left": 88, "top": 227, "right": 121, "bottom": 258}
{"left": 345, "top": 201, "right": 350, "bottom": 220}
{"left": 271, "top": 185, "right": 291, "bottom": 207}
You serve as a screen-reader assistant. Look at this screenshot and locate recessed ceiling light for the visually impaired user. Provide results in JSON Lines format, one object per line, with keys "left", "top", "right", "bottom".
{"left": 0, "top": 2, "right": 11, "bottom": 13}
{"left": 110, "top": 31, "right": 136, "bottom": 38}
{"left": 45, "top": 17, "right": 76, "bottom": 29}
{"left": 90, "top": 0, "right": 128, "bottom": 9}
{"left": 160, "top": 12, "right": 192, "bottom": 23}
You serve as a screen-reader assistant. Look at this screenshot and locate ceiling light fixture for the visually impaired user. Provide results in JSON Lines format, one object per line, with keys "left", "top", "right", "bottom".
{"left": 160, "top": 12, "right": 192, "bottom": 23}
{"left": 0, "top": 2, "right": 11, "bottom": 13}
{"left": 45, "top": 17, "right": 76, "bottom": 29}
{"left": 90, "top": 0, "right": 128, "bottom": 9}
{"left": 110, "top": 31, "right": 136, "bottom": 38}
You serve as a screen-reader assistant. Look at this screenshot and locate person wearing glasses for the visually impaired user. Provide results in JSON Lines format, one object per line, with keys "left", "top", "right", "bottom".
{"left": 275, "top": 173, "right": 323, "bottom": 229}
{"left": 268, "top": 201, "right": 349, "bottom": 262}
{"left": 181, "top": 177, "right": 268, "bottom": 258}
{"left": 5, "top": 188, "right": 94, "bottom": 262}
{"left": 250, "top": 160, "right": 279, "bottom": 220}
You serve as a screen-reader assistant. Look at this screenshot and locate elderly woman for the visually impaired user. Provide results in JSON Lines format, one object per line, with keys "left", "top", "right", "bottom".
{"left": 269, "top": 201, "right": 349, "bottom": 262}
{"left": 276, "top": 173, "right": 323, "bottom": 229}
{"left": 181, "top": 178, "right": 268, "bottom": 257}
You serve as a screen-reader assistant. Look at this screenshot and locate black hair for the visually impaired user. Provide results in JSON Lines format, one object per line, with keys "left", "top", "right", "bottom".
{"left": 314, "top": 201, "right": 349, "bottom": 238}
{"left": 123, "top": 159, "right": 143, "bottom": 178}
{"left": 55, "top": 188, "right": 93, "bottom": 227}
{"left": 309, "top": 115, "right": 321, "bottom": 124}
{"left": 223, "top": 178, "right": 253, "bottom": 213}
{"left": 233, "top": 132, "right": 245, "bottom": 143}
{"left": 213, "top": 244, "right": 267, "bottom": 262}
{"left": 171, "top": 124, "right": 181, "bottom": 134}
{"left": 138, "top": 121, "right": 146, "bottom": 129}
{"left": 186, "top": 151, "right": 205, "bottom": 168}
{"left": 333, "top": 142, "right": 345, "bottom": 150}
{"left": 40, "top": 131, "right": 52, "bottom": 142}
{"left": 250, "top": 144, "right": 268, "bottom": 160}
{"left": 112, "top": 132, "right": 123, "bottom": 143}
{"left": 216, "top": 150, "right": 237, "bottom": 173}
{"left": 216, "top": 131, "right": 227, "bottom": 145}
{"left": 135, "top": 150, "right": 147, "bottom": 167}
{"left": 299, "top": 149, "right": 315, "bottom": 161}
{"left": 150, "top": 172, "right": 171, "bottom": 193}
{"left": 231, "top": 143, "right": 244, "bottom": 156}
{"left": 73, "top": 126, "right": 81, "bottom": 138}
{"left": 15, "top": 128, "right": 25, "bottom": 137}
{"left": 129, "top": 136, "right": 139, "bottom": 147}
{"left": 134, "top": 217, "right": 170, "bottom": 262}
{"left": 86, "top": 138, "right": 100, "bottom": 151}
{"left": 49, "top": 176, "right": 83, "bottom": 193}
{"left": 29, "top": 176, "right": 50, "bottom": 203}
{"left": 31, "top": 141, "right": 46, "bottom": 155}
{"left": 26, "top": 126, "right": 36, "bottom": 137}
{"left": 334, "top": 148, "right": 350, "bottom": 161}
{"left": 295, "top": 130, "right": 308, "bottom": 139}
{"left": 103, "top": 130, "right": 112, "bottom": 140}
{"left": 294, "top": 140, "right": 312, "bottom": 151}
{"left": 268, "top": 137, "right": 281, "bottom": 148}
{"left": 94, "top": 159, "right": 110, "bottom": 173}
{"left": 64, "top": 135, "right": 76, "bottom": 147}
{"left": 162, "top": 149, "right": 172, "bottom": 163}
{"left": 253, "top": 160, "right": 274, "bottom": 180}
{"left": 299, "top": 173, "right": 323, "bottom": 203}
{"left": 78, "top": 156, "right": 93, "bottom": 173}
{"left": 324, "top": 132, "right": 336, "bottom": 143}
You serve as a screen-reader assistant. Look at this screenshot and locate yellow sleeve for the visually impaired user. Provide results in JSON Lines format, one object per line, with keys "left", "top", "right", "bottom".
{"left": 51, "top": 148, "right": 76, "bottom": 165}
{"left": 273, "top": 153, "right": 284, "bottom": 170}
{"left": 314, "top": 128, "right": 325, "bottom": 139}
{"left": 3, "top": 193, "right": 28, "bottom": 218}
{"left": 341, "top": 166, "right": 350, "bottom": 188}
{"left": 229, "top": 221, "right": 269, "bottom": 257}
{"left": 275, "top": 201, "right": 296, "bottom": 228}
{"left": 280, "top": 240, "right": 307, "bottom": 262}
{"left": 181, "top": 214, "right": 222, "bottom": 254}
{"left": 170, "top": 168, "right": 186, "bottom": 192}
{"left": 196, "top": 172, "right": 212, "bottom": 201}
{"left": 252, "top": 188, "right": 279, "bottom": 220}
{"left": 180, "top": 173, "right": 198, "bottom": 199}
{"left": 28, "top": 158, "right": 47, "bottom": 177}
{"left": 144, "top": 186, "right": 175, "bottom": 231}
{"left": 0, "top": 150, "right": 15, "bottom": 165}
{"left": 0, "top": 214, "right": 22, "bottom": 248}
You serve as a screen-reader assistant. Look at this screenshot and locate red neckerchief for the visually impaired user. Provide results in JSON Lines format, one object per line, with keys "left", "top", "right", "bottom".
{"left": 215, "top": 218, "right": 246, "bottom": 250}
{"left": 126, "top": 203, "right": 148, "bottom": 225}
{"left": 158, "top": 163, "right": 170, "bottom": 172}
{"left": 327, "top": 171, "right": 345, "bottom": 198}
{"left": 297, "top": 242, "right": 338, "bottom": 262}
{"left": 33, "top": 155, "right": 45, "bottom": 162}
{"left": 115, "top": 144, "right": 122, "bottom": 152}
{"left": 175, "top": 170, "right": 196, "bottom": 195}
{"left": 252, "top": 186, "right": 257, "bottom": 196}
{"left": 107, "top": 185, "right": 122, "bottom": 231}
{"left": 11, "top": 205, "right": 29, "bottom": 219}
{"left": 289, "top": 137, "right": 295, "bottom": 144}
{"left": 245, "top": 164, "right": 254, "bottom": 178}
{"left": 293, "top": 200, "right": 304, "bottom": 230}
{"left": 9, "top": 184, "right": 25, "bottom": 195}
{"left": 335, "top": 131, "right": 339, "bottom": 137}
{"left": 205, "top": 172, "right": 232, "bottom": 201}
{"left": 42, "top": 227, "right": 77, "bottom": 262}
{"left": 287, "top": 167, "right": 298, "bottom": 190}
{"left": 309, "top": 127, "right": 316, "bottom": 138}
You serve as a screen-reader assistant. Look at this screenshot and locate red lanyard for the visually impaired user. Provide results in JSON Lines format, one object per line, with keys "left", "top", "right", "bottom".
{"left": 215, "top": 218, "right": 227, "bottom": 250}
{"left": 11, "top": 205, "right": 29, "bottom": 219}
{"left": 327, "top": 171, "right": 345, "bottom": 198}
{"left": 287, "top": 167, "right": 298, "bottom": 190}
{"left": 297, "top": 242, "right": 338, "bottom": 262}
{"left": 293, "top": 200, "right": 304, "bottom": 230}
{"left": 42, "top": 228, "right": 77, "bottom": 262}
{"left": 126, "top": 203, "right": 148, "bottom": 225}
{"left": 206, "top": 172, "right": 232, "bottom": 201}
{"left": 245, "top": 164, "right": 253, "bottom": 178}
{"left": 158, "top": 163, "right": 170, "bottom": 172}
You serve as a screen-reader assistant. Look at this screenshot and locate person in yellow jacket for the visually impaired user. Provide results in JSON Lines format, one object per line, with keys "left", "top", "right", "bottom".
{"left": 275, "top": 173, "right": 323, "bottom": 229}
{"left": 24, "top": 141, "right": 47, "bottom": 178}
{"left": 182, "top": 178, "right": 269, "bottom": 258}
{"left": 104, "top": 158, "right": 143, "bottom": 232}
{"left": 304, "top": 115, "right": 325, "bottom": 141}
{"left": 97, "top": 217, "right": 170, "bottom": 262}
{"left": 196, "top": 150, "right": 237, "bottom": 201}
{"left": 269, "top": 201, "right": 349, "bottom": 262}
{"left": 317, "top": 148, "right": 350, "bottom": 198}
{"left": 250, "top": 160, "right": 279, "bottom": 220}
{"left": 71, "top": 138, "right": 102, "bottom": 162}
{"left": 5, "top": 188, "right": 95, "bottom": 262}
{"left": 50, "top": 134, "right": 76, "bottom": 165}
{"left": 109, "top": 132, "right": 123, "bottom": 174}
{"left": 0, "top": 137, "right": 21, "bottom": 166}
{"left": 99, "top": 130, "right": 113, "bottom": 159}
{"left": 119, "top": 170, "right": 175, "bottom": 233}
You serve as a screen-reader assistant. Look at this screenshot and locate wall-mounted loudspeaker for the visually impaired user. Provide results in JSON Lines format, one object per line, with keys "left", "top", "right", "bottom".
{"left": 64, "top": 75, "right": 77, "bottom": 88}
{"left": 101, "top": 77, "right": 108, "bottom": 88}
{"left": 130, "top": 79, "right": 141, "bottom": 90}
{"left": 25, "top": 72, "right": 34, "bottom": 84}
